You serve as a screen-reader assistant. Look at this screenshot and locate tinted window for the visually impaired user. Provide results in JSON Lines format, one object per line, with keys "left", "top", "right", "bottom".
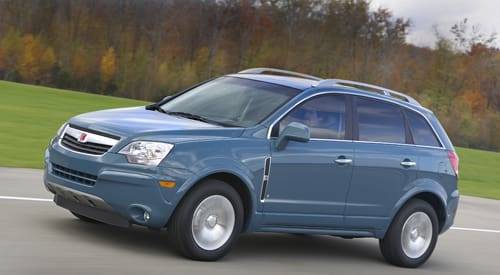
{"left": 406, "top": 110, "right": 440, "bottom": 147}
{"left": 161, "top": 77, "right": 300, "bottom": 127}
{"left": 356, "top": 97, "right": 405, "bottom": 143}
{"left": 278, "top": 95, "right": 346, "bottom": 139}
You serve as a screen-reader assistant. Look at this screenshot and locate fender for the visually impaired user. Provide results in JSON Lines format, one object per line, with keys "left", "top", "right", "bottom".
{"left": 384, "top": 178, "right": 448, "bottom": 237}
{"left": 171, "top": 156, "right": 260, "bottom": 229}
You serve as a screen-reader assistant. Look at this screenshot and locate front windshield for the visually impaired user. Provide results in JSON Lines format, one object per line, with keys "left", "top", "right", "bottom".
{"left": 160, "top": 77, "right": 300, "bottom": 127}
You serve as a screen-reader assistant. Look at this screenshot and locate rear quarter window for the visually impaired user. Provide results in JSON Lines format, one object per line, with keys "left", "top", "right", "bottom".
{"left": 405, "top": 110, "right": 441, "bottom": 147}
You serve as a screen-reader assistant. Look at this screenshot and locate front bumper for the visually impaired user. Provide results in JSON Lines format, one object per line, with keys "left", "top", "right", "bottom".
{"left": 47, "top": 181, "right": 130, "bottom": 227}
{"left": 44, "top": 141, "right": 192, "bottom": 229}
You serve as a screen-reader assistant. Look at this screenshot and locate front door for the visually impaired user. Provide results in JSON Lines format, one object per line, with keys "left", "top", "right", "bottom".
{"left": 262, "top": 94, "right": 354, "bottom": 228}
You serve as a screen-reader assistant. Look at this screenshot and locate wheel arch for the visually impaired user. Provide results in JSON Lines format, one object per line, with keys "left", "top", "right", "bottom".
{"left": 171, "top": 167, "right": 257, "bottom": 232}
{"left": 385, "top": 184, "right": 448, "bottom": 238}
{"left": 200, "top": 172, "right": 255, "bottom": 232}
{"left": 413, "top": 192, "right": 447, "bottom": 231}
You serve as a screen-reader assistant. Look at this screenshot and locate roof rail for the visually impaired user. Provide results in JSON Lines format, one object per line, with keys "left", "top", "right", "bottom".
{"left": 238, "top": 67, "right": 322, "bottom": 81}
{"left": 315, "top": 79, "right": 421, "bottom": 106}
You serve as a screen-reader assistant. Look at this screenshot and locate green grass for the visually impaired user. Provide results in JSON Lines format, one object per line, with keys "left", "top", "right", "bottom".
{"left": 0, "top": 80, "right": 147, "bottom": 168}
{"left": 0, "top": 81, "right": 499, "bottom": 200}
{"left": 455, "top": 147, "right": 500, "bottom": 200}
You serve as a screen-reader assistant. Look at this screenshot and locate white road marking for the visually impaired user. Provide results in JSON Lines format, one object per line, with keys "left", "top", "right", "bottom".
{"left": 451, "top": 226, "right": 500, "bottom": 234}
{"left": 1, "top": 195, "right": 500, "bottom": 234}
{"left": 0, "top": 195, "right": 52, "bottom": 202}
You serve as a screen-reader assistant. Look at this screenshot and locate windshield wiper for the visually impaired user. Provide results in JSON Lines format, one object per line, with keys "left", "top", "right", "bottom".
{"left": 148, "top": 106, "right": 236, "bottom": 127}
{"left": 165, "top": 111, "right": 230, "bottom": 127}
{"left": 145, "top": 104, "right": 167, "bottom": 113}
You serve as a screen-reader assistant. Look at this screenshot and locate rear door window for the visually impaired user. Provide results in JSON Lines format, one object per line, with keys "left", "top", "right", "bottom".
{"left": 355, "top": 97, "right": 406, "bottom": 144}
{"left": 406, "top": 110, "right": 441, "bottom": 147}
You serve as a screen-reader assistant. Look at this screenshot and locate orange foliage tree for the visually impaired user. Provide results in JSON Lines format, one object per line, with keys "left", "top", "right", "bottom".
{"left": 100, "top": 47, "right": 117, "bottom": 90}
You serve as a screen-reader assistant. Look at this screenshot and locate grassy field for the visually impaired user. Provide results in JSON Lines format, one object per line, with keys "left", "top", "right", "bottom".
{"left": 0, "top": 80, "right": 147, "bottom": 168}
{"left": 0, "top": 80, "right": 499, "bottom": 200}
{"left": 456, "top": 147, "right": 500, "bottom": 200}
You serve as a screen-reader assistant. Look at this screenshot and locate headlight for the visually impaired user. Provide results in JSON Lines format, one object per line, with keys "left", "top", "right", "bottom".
{"left": 119, "top": 141, "right": 174, "bottom": 166}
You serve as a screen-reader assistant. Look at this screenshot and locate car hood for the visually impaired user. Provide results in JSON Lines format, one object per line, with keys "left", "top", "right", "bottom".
{"left": 69, "top": 107, "right": 243, "bottom": 140}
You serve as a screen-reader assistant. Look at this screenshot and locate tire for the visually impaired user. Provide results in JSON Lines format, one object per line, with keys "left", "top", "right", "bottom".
{"left": 168, "top": 179, "right": 244, "bottom": 261}
{"left": 379, "top": 199, "right": 439, "bottom": 268}
{"left": 70, "top": 211, "right": 101, "bottom": 223}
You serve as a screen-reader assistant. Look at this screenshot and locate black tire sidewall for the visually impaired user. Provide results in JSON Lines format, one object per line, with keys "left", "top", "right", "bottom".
{"left": 170, "top": 179, "right": 244, "bottom": 261}
{"left": 381, "top": 199, "right": 439, "bottom": 268}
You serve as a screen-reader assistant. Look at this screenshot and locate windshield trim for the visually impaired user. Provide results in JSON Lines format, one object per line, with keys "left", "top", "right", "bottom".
{"left": 158, "top": 76, "right": 302, "bottom": 128}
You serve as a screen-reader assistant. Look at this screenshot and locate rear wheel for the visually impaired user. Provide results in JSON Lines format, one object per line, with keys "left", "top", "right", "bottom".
{"left": 379, "top": 199, "right": 438, "bottom": 268}
{"left": 70, "top": 211, "right": 101, "bottom": 223}
{"left": 168, "top": 179, "right": 244, "bottom": 261}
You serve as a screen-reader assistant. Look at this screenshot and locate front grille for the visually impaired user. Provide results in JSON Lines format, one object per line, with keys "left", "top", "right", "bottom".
{"left": 61, "top": 133, "right": 112, "bottom": 155}
{"left": 51, "top": 163, "right": 97, "bottom": 186}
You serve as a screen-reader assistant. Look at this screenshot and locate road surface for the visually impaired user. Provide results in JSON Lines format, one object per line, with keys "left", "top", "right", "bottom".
{"left": 1, "top": 167, "right": 499, "bottom": 275}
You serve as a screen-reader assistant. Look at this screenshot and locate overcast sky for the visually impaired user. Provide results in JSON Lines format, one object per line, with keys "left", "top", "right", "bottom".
{"left": 370, "top": 0, "right": 499, "bottom": 47}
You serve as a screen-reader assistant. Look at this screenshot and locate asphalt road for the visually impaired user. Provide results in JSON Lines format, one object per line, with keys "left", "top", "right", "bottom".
{"left": 1, "top": 167, "right": 499, "bottom": 275}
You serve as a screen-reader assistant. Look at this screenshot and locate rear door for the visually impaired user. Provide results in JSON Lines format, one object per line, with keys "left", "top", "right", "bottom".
{"left": 404, "top": 109, "right": 452, "bottom": 192}
{"left": 345, "top": 96, "right": 419, "bottom": 231}
{"left": 262, "top": 94, "right": 354, "bottom": 228}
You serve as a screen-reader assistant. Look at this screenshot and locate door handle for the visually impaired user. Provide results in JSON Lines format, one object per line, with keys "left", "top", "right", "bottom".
{"left": 335, "top": 157, "right": 352, "bottom": 165}
{"left": 400, "top": 160, "right": 416, "bottom": 168}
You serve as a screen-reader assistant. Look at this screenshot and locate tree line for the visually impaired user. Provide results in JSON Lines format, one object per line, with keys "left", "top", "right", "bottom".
{"left": 0, "top": 0, "right": 498, "bottom": 151}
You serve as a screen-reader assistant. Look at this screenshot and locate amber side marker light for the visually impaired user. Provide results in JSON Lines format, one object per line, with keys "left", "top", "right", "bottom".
{"left": 159, "top": 181, "right": 176, "bottom": 188}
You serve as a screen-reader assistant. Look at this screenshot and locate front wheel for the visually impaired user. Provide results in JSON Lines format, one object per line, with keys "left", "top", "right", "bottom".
{"left": 168, "top": 179, "right": 244, "bottom": 261}
{"left": 379, "top": 199, "right": 439, "bottom": 268}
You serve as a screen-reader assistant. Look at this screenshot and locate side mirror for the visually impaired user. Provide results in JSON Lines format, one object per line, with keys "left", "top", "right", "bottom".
{"left": 275, "top": 122, "right": 310, "bottom": 150}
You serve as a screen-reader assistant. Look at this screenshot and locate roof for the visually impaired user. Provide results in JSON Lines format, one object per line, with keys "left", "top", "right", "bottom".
{"left": 230, "top": 68, "right": 426, "bottom": 111}
{"left": 228, "top": 74, "right": 319, "bottom": 90}
{"left": 321, "top": 85, "right": 433, "bottom": 114}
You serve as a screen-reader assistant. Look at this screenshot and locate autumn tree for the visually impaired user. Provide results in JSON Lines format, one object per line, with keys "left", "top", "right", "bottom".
{"left": 0, "top": 30, "right": 23, "bottom": 80}
{"left": 100, "top": 47, "right": 117, "bottom": 91}
{"left": 39, "top": 47, "right": 56, "bottom": 83}
{"left": 0, "top": 46, "right": 5, "bottom": 72}
{"left": 71, "top": 48, "right": 90, "bottom": 80}
{"left": 0, "top": 0, "right": 498, "bottom": 151}
{"left": 17, "top": 34, "right": 45, "bottom": 83}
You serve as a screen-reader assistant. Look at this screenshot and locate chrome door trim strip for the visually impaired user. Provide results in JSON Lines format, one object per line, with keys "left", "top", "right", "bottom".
{"left": 281, "top": 137, "right": 446, "bottom": 150}
{"left": 351, "top": 140, "right": 446, "bottom": 150}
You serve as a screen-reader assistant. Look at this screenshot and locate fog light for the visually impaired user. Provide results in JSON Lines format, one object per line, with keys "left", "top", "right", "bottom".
{"left": 144, "top": 211, "right": 150, "bottom": 222}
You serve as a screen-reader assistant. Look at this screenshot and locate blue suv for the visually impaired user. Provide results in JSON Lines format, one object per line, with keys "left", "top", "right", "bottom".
{"left": 44, "top": 68, "right": 459, "bottom": 267}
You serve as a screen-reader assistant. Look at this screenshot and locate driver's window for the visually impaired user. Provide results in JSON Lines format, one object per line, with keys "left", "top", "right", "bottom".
{"left": 277, "top": 94, "right": 346, "bottom": 140}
